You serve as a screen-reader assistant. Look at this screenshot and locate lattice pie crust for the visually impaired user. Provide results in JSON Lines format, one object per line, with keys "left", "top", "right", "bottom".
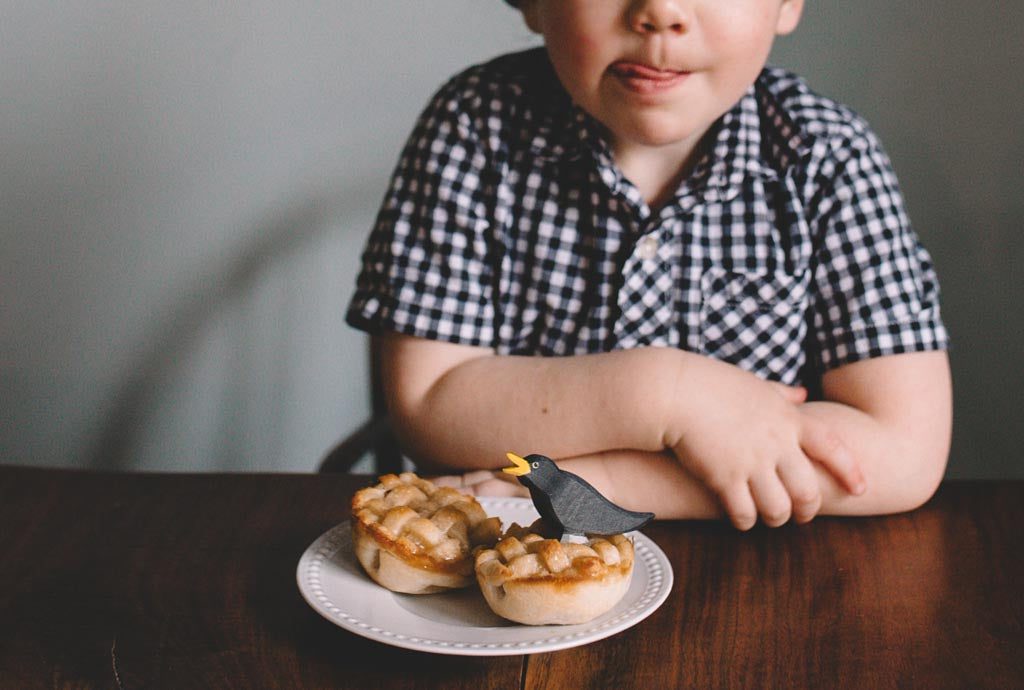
{"left": 474, "top": 522, "right": 635, "bottom": 625}
{"left": 351, "top": 473, "right": 503, "bottom": 594}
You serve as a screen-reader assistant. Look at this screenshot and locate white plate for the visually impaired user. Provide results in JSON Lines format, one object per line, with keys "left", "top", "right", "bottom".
{"left": 296, "top": 497, "right": 673, "bottom": 656}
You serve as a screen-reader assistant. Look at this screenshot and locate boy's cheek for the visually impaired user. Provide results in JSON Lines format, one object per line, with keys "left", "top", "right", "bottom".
{"left": 547, "top": 37, "right": 605, "bottom": 96}
{"left": 704, "top": 11, "right": 778, "bottom": 58}
{"left": 557, "top": 23, "right": 601, "bottom": 66}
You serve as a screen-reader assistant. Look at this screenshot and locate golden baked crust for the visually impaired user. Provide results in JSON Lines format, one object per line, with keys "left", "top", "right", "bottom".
{"left": 474, "top": 522, "right": 634, "bottom": 625}
{"left": 351, "top": 473, "right": 503, "bottom": 594}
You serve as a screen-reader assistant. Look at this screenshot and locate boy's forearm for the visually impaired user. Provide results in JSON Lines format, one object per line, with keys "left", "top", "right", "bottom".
{"left": 799, "top": 401, "right": 948, "bottom": 516}
{"left": 387, "top": 345, "right": 684, "bottom": 470}
{"left": 559, "top": 451, "right": 722, "bottom": 520}
{"left": 560, "top": 400, "right": 949, "bottom": 521}
{"left": 389, "top": 332, "right": 949, "bottom": 520}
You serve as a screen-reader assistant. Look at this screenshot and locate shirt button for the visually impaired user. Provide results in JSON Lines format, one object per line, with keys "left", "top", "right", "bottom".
{"left": 638, "top": 235, "right": 659, "bottom": 261}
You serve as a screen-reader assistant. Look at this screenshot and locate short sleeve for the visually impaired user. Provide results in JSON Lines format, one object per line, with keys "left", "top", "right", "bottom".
{"left": 346, "top": 73, "right": 498, "bottom": 347}
{"left": 808, "top": 131, "right": 950, "bottom": 371}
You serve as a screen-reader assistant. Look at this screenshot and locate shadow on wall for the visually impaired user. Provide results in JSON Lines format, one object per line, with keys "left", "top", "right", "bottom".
{"left": 88, "top": 181, "right": 380, "bottom": 471}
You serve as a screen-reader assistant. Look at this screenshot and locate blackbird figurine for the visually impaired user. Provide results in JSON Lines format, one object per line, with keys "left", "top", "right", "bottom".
{"left": 503, "top": 452, "right": 655, "bottom": 540}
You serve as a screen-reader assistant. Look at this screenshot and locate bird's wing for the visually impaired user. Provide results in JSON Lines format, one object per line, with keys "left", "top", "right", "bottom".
{"left": 562, "top": 473, "right": 652, "bottom": 519}
{"left": 555, "top": 473, "right": 655, "bottom": 535}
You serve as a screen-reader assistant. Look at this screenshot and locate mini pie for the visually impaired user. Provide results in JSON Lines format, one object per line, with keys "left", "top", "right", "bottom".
{"left": 474, "top": 522, "right": 635, "bottom": 625}
{"left": 351, "top": 473, "right": 503, "bottom": 594}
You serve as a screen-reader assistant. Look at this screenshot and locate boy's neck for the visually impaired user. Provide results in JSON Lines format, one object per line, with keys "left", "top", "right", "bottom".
{"left": 611, "top": 128, "right": 711, "bottom": 213}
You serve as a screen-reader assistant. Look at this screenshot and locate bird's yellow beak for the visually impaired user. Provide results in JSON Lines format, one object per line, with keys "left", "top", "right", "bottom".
{"left": 502, "top": 452, "right": 531, "bottom": 476}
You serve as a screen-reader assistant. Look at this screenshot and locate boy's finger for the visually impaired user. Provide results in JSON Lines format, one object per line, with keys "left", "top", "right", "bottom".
{"left": 719, "top": 483, "right": 758, "bottom": 531}
{"left": 430, "top": 474, "right": 463, "bottom": 488}
{"left": 748, "top": 472, "right": 792, "bottom": 527}
{"left": 770, "top": 382, "right": 807, "bottom": 404}
{"left": 429, "top": 470, "right": 513, "bottom": 491}
{"left": 465, "top": 478, "right": 530, "bottom": 498}
{"left": 776, "top": 457, "right": 822, "bottom": 524}
{"left": 462, "top": 469, "right": 503, "bottom": 486}
{"left": 799, "top": 418, "right": 866, "bottom": 495}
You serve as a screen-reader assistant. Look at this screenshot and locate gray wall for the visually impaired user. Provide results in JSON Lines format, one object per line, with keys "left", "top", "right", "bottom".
{"left": 2, "top": 2, "right": 1020, "bottom": 477}
{"left": 771, "top": 0, "right": 1023, "bottom": 479}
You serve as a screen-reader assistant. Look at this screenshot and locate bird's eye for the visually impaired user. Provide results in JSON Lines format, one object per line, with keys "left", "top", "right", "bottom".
{"left": 531, "top": 462, "right": 539, "bottom": 469}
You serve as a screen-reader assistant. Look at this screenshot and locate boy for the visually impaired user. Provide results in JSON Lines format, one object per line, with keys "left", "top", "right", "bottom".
{"left": 346, "top": 0, "right": 952, "bottom": 530}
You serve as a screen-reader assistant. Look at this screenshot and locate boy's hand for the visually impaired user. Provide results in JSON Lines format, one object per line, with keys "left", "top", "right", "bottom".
{"left": 666, "top": 355, "right": 866, "bottom": 530}
{"left": 432, "top": 470, "right": 529, "bottom": 498}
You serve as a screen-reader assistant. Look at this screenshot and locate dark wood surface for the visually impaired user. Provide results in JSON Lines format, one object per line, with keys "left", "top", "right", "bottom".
{"left": 1, "top": 466, "right": 1021, "bottom": 689}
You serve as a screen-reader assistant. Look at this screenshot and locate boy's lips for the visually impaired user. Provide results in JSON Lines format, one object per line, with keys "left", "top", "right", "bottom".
{"left": 610, "top": 61, "right": 687, "bottom": 79}
{"left": 609, "top": 61, "right": 690, "bottom": 94}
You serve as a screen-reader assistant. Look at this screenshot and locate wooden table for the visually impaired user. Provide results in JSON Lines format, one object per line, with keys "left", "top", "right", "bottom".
{"left": 1, "top": 466, "right": 1021, "bottom": 689}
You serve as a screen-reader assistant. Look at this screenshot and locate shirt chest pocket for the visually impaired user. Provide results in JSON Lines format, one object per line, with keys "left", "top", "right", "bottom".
{"left": 698, "top": 268, "right": 811, "bottom": 382}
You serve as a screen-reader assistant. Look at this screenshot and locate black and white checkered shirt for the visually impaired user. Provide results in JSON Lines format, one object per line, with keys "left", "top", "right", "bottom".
{"left": 347, "top": 48, "right": 948, "bottom": 386}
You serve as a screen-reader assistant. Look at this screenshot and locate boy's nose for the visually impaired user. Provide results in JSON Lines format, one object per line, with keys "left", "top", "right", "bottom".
{"left": 628, "top": 0, "right": 688, "bottom": 35}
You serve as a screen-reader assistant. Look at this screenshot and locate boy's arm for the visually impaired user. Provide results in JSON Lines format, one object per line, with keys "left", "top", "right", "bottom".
{"left": 804, "top": 349, "right": 952, "bottom": 514}
{"left": 376, "top": 332, "right": 683, "bottom": 469}
{"left": 378, "top": 331, "right": 821, "bottom": 470}
{"left": 457, "top": 350, "right": 951, "bottom": 523}
{"left": 546, "top": 350, "right": 952, "bottom": 520}
{"left": 378, "top": 331, "right": 864, "bottom": 528}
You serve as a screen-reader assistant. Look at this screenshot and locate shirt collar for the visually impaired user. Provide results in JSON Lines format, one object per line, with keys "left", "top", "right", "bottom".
{"left": 526, "top": 95, "right": 594, "bottom": 163}
{"left": 527, "top": 70, "right": 814, "bottom": 205}
{"left": 687, "top": 80, "right": 814, "bottom": 203}
{"left": 683, "top": 88, "right": 778, "bottom": 204}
